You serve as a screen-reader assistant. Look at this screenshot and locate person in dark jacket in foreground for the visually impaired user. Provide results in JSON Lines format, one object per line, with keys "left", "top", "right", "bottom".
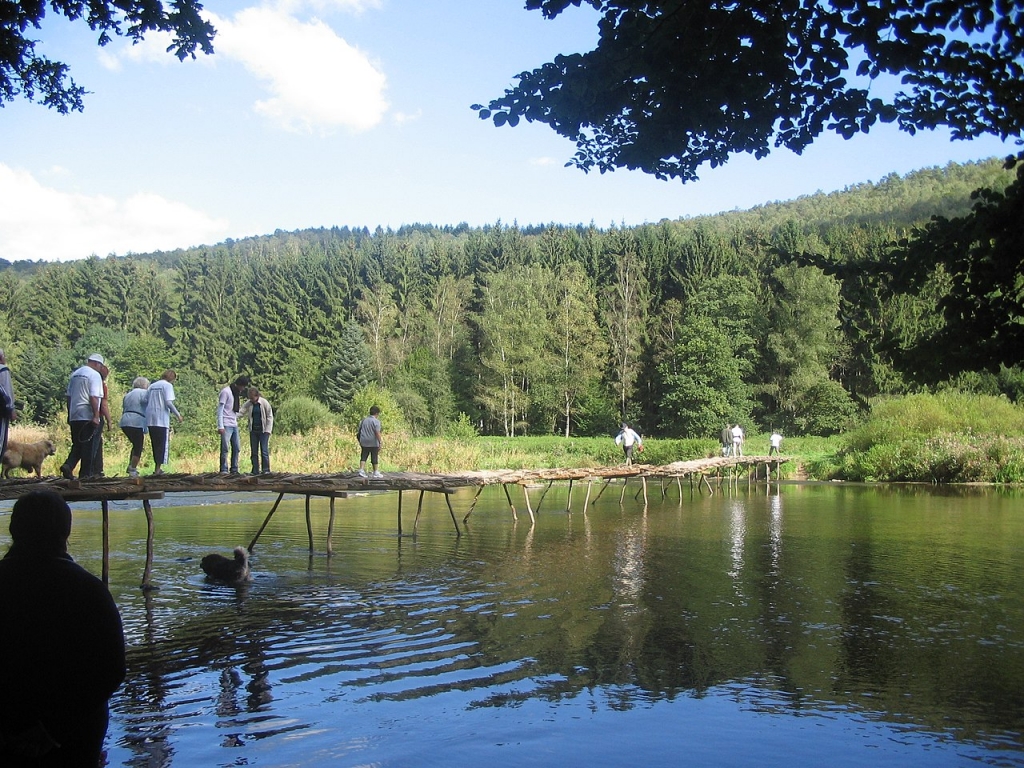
{"left": 0, "top": 490, "right": 126, "bottom": 767}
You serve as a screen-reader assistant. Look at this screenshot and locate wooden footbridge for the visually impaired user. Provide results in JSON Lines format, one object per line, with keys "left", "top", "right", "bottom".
{"left": 0, "top": 455, "right": 787, "bottom": 589}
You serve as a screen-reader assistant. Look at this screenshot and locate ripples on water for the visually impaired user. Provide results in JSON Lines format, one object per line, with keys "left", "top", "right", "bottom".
{"left": 3, "top": 483, "right": 1023, "bottom": 767}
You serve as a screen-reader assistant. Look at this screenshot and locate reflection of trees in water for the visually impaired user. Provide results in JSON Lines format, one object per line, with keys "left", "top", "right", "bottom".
{"left": 107, "top": 490, "right": 1024, "bottom": 759}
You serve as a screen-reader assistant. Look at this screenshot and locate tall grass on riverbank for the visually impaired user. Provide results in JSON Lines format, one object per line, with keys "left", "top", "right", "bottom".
{"left": 29, "top": 400, "right": 1024, "bottom": 484}
{"left": 826, "top": 392, "right": 1024, "bottom": 482}
{"left": 6, "top": 424, "right": 790, "bottom": 478}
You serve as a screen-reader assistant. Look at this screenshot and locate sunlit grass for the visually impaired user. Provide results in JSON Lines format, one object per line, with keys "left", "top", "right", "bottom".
{"left": 11, "top": 396, "right": 1022, "bottom": 484}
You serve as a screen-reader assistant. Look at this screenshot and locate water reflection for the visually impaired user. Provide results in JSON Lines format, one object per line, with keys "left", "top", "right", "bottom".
{"left": 4, "top": 483, "right": 1022, "bottom": 766}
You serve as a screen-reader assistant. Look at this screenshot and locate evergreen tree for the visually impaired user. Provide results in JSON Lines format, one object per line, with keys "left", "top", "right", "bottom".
{"left": 316, "top": 322, "right": 372, "bottom": 414}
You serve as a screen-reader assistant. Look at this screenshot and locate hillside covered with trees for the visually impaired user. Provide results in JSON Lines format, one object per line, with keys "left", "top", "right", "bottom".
{"left": 0, "top": 158, "right": 1018, "bottom": 441}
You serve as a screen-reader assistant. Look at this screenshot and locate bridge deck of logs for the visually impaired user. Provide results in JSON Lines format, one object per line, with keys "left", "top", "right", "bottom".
{"left": 0, "top": 455, "right": 788, "bottom": 589}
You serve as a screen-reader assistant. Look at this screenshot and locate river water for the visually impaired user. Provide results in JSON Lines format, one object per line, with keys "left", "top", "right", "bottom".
{"left": 2, "top": 481, "right": 1023, "bottom": 767}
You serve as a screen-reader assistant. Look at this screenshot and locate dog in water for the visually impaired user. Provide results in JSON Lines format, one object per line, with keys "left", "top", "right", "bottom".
{"left": 200, "top": 546, "right": 251, "bottom": 583}
{"left": 2, "top": 439, "right": 57, "bottom": 479}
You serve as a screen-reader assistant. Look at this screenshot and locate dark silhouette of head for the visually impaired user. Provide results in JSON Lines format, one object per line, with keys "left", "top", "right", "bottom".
{"left": 8, "top": 490, "right": 72, "bottom": 556}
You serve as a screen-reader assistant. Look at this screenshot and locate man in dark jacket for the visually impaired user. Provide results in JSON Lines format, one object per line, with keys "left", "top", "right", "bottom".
{"left": 0, "top": 490, "right": 126, "bottom": 766}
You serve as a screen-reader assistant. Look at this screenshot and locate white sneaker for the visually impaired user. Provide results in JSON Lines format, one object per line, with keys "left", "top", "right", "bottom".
{"left": 358, "top": 469, "right": 367, "bottom": 478}
{"left": 372, "top": 471, "right": 384, "bottom": 479}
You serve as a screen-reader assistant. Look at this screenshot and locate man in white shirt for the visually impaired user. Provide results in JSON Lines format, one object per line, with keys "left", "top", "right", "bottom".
{"left": 59, "top": 354, "right": 106, "bottom": 480}
{"left": 614, "top": 422, "right": 643, "bottom": 466}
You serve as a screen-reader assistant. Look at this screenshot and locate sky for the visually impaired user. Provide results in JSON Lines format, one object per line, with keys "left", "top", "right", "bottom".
{"left": 0, "top": 0, "right": 1015, "bottom": 263}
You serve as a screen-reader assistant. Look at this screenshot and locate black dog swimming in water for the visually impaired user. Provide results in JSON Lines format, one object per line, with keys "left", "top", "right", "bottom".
{"left": 201, "top": 547, "right": 251, "bottom": 583}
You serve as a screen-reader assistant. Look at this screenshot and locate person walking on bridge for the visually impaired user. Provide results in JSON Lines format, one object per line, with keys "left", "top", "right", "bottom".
{"left": 730, "top": 424, "right": 745, "bottom": 457}
{"left": 615, "top": 422, "right": 643, "bottom": 466}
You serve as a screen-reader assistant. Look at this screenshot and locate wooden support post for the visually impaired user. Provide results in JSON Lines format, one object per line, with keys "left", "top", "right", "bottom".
{"left": 535, "top": 480, "right": 553, "bottom": 513}
{"left": 566, "top": 479, "right": 574, "bottom": 513}
{"left": 633, "top": 483, "right": 644, "bottom": 501}
{"left": 141, "top": 499, "right": 155, "bottom": 591}
{"left": 415, "top": 490, "right": 425, "bottom": 531}
{"left": 619, "top": 479, "right": 628, "bottom": 504}
{"left": 583, "top": 480, "right": 593, "bottom": 512}
{"left": 463, "top": 485, "right": 484, "bottom": 524}
{"left": 676, "top": 476, "right": 683, "bottom": 503}
{"left": 522, "top": 485, "right": 536, "bottom": 524}
{"left": 660, "top": 478, "right": 667, "bottom": 499}
{"left": 102, "top": 499, "right": 110, "bottom": 585}
{"left": 248, "top": 493, "right": 285, "bottom": 553}
{"left": 326, "top": 495, "right": 337, "bottom": 556}
{"left": 702, "top": 474, "right": 715, "bottom": 495}
{"left": 397, "top": 489, "right": 403, "bottom": 536}
{"left": 641, "top": 477, "right": 649, "bottom": 508}
{"left": 305, "top": 495, "right": 314, "bottom": 552}
{"left": 503, "top": 483, "right": 518, "bottom": 521}
{"left": 443, "top": 493, "right": 462, "bottom": 536}
{"left": 592, "top": 479, "right": 612, "bottom": 504}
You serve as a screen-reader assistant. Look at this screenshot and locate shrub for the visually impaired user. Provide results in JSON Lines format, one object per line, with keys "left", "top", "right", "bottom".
{"left": 275, "top": 396, "right": 334, "bottom": 435}
{"left": 341, "top": 384, "right": 409, "bottom": 436}
{"left": 444, "top": 412, "right": 478, "bottom": 441}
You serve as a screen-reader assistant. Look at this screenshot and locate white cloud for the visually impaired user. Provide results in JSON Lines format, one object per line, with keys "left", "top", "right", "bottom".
{"left": 213, "top": 6, "right": 388, "bottom": 133}
{"left": 97, "top": 3, "right": 389, "bottom": 132}
{"left": 0, "top": 164, "right": 229, "bottom": 262}
{"left": 530, "top": 157, "right": 561, "bottom": 167}
{"left": 393, "top": 109, "right": 422, "bottom": 125}
{"left": 97, "top": 34, "right": 175, "bottom": 71}
{"left": 276, "top": 0, "right": 382, "bottom": 14}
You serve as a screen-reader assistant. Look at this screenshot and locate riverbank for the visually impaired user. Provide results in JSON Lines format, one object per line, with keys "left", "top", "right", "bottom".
{"left": 7, "top": 390, "right": 1024, "bottom": 483}
{"left": 4, "top": 423, "right": 826, "bottom": 479}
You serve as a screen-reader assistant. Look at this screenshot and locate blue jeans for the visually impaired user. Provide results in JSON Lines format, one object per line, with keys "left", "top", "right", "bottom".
{"left": 250, "top": 430, "right": 270, "bottom": 474}
{"left": 220, "top": 426, "right": 241, "bottom": 472}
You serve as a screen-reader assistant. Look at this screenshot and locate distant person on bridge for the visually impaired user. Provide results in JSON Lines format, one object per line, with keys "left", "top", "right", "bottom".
{"left": 59, "top": 353, "right": 106, "bottom": 481}
{"left": 720, "top": 425, "right": 732, "bottom": 457}
{"left": 357, "top": 406, "right": 384, "bottom": 479}
{"left": 217, "top": 376, "right": 250, "bottom": 475}
{"left": 769, "top": 431, "right": 783, "bottom": 456}
{"left": 730, "top": 424, "right": 745, "bottom": 457}
{"left": 615, "top": 422, "right": 643, "bottom": 466}
{"left": 239, "top": 387, "right": 274, "bottom": 475}
{"left": 120, "top": 376, "right": 150, "bottom": 478}
{"left": 146, "top": 369, "right": 183, "bottom": 476}
{"left": 0, "top": 348, "right": 15, "bottom": 461}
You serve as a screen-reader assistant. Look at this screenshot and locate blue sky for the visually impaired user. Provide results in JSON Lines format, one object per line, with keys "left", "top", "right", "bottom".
{"left": 0, "top": 0, "right": 1014, "bottom": 262}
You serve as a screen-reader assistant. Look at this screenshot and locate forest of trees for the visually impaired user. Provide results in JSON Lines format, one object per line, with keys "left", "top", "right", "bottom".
{"left": 1, "top": 158, "right": 1019, "bottom": 440}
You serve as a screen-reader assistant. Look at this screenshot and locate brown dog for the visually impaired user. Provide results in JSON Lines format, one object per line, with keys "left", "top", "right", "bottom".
{"left": 2, "top": 439, "right": 57, "bottom": 479}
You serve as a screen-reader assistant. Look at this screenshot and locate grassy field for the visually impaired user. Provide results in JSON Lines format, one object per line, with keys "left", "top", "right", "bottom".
{"left": 8, "top": 391, "right": 1024, "bottom": 483}
{"left": 4, "top": 423, "right": 828, "bottom": 479}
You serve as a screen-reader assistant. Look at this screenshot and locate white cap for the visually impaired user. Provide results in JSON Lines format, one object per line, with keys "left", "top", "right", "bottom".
{"left": 87, "top": 353, "right": 105, "bottom": 364}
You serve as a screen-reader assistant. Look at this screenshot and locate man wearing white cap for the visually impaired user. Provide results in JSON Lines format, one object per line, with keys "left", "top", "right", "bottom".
{"left": 58, "top": 354, "right": 106, "bottom": 480}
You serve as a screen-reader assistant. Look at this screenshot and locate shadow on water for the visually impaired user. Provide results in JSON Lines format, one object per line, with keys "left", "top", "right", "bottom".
{"left": 4, "top": 482, "right": 1024, "bottom": 766}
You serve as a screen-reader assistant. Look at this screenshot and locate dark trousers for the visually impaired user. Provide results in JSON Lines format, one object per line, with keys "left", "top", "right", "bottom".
{"left": 122, "top": 426, "right": 146, "bottom": 463}
{"left": 62, "top": 420, "right": 97, "bottom": 477}
{"left": 250, "top": 430, "right": 270, "bottom": 474}
{"left": 150, "top": 426, "right": 169, "bottom": 466}
{"left": 90, "top": 425, "right": 104, "bottom": 476}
